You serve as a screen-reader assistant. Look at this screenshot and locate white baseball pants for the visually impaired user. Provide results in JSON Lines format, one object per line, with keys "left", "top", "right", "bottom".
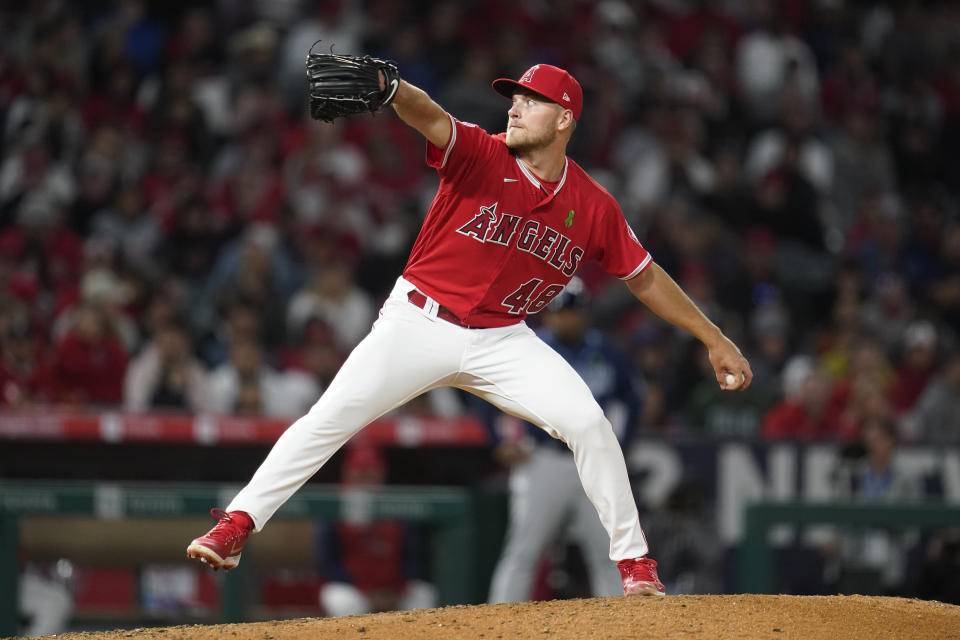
{"left": 227, "top": 277, "right": 649, "bottom": 561}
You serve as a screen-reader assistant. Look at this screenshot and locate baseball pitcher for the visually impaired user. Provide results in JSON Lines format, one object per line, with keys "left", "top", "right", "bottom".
{"left": 187, "top": 52, "right": 753, "bottom": 598}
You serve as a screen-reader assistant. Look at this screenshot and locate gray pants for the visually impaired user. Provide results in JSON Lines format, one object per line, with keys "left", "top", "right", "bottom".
{"left": 488, "top": 447, "right": 624, "bottom": 603}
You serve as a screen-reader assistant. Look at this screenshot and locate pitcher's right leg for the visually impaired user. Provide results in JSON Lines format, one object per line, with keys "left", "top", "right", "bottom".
{"left": 189, "top": 286, "right": 466, "bottom": 569}
{"left": 227, "top": 300, "right": 465, "bottom": 527}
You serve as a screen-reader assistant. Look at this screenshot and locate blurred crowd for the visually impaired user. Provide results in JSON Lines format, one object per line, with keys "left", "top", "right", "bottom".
{"left": 0, "top": 0, "right": 959, "bottom": 445}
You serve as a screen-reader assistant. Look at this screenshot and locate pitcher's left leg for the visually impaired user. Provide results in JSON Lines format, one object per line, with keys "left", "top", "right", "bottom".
{"left": 460, "top": 324, "right": 648, "bottom": 562}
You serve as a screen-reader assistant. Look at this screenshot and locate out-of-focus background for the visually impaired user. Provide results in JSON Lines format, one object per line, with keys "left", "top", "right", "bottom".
{"left": 2, "top": 0, "right": 960, "bottom": 635}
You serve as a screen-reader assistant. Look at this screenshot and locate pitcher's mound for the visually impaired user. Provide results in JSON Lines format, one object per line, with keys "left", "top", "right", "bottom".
{"left": 26, "top": 594, "right": 960, "bottom": 640}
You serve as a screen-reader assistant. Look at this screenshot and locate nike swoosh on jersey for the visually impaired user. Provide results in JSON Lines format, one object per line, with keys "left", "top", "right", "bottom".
{"left": 503, "top": 178, "right": 518, "bottom": 182}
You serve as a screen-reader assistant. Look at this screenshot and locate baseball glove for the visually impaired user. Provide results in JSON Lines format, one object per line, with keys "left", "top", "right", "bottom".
{"left": 305, "top": 43, "right": 400, "bottom": 122}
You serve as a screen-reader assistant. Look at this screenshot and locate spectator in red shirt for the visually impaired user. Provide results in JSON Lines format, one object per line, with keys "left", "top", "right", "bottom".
{"left": 0, "top": 313, "right": 52, "bottom": 407}
{"left": 0, "top": 194, "right": 83, "bottom": 302}
{"left": 665, "top": 0, "right": 742, "bottom": 64}
{"left": 889, "top": 320, "right": 939, "bottom": 415}
{"left": 823, "top": 339, "right": 895, "bottom": 442}
{"left": 81, "top": 61, "right": 147, "bottom": 136}
{"left": 50, "top": 303, "right": 128, "bottom": 405}
{"left": 762, "top": 355, "right": 834, "bottom": 440}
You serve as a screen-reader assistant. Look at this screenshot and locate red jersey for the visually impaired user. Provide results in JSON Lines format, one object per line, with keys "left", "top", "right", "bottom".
{"left": 403, "top": 116, "right": 652, "bottom": 328}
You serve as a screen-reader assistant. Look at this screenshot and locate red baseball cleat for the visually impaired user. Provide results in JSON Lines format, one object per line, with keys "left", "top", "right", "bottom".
{"left": 187, "top": 509, "right": 253, "bottom": 571}
{"left": 617, "top": 556, "right": 666, "bottom": 596}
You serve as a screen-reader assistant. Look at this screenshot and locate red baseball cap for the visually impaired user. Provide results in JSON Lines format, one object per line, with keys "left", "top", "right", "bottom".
{"left": 492, "top": 64, "right": 583, "bottom": 120}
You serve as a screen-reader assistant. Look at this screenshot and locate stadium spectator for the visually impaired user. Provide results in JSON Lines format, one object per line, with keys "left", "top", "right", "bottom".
{"left": 820, "top": 41, "right": 879, "bottom": 127}
{"left": 0, "top": 191, "right": 82, "bottom": 303}
{"left": 89, "top": 182, "right": 162, "bottom": 276}
{"left": 816, "top": 293, "right": 864, "bottom": 382}
{"left": 889, "top": 320, "right": 939, "bottom": 416}
{"left": 761, "top": 355, "right": 834, "bottom": 440}
{"left": 161, "top": 197, "right": 226, "bottom": 283}
{"left": 124, "top": 320, "right": 209, "bottom": 413}
{"left": 735, "top": 0, "right": 819, "bottom": 123}
{"left": 70, "top": 136, "right": 122, "bottom": 236}
{"left": 744, "top": 297, "right": 791, "bottom": 383}
{"left": 827, "top": 108, "right": 895, "bottom": 237}
{"left": 198, "top": 298, "right": 265, "bottom": 369}
{"left": 0, "top": 308, "right": 51, "bottom": 407}
{"left": 822, "top": 338, "right": 895, "bottom": 441}
{"left": 209, "top": 122, "right": 288, "bottom": 228}
{"left": 49, "top": 302, "right": 128, "bottom": 406}
{"left": 81, "top": 60, "right": 147, "bottom": 137}
{"left": 928, "top": 223, "right": 960, "bottom": 332}
{"left": 51, "top": 267, "right": 139, "bottom": 354}
{"left": 902, "top": 350, "right": 960, "bottom": 443}
{"left": 141, "top": 132, "right": 206, "bottom": 232}
{"left": 744, "top": 96, "right": 832, "bottom": 235}
{"left": 281, "top": 119, "right": 371, "bottom": 236}
{"left": 279, "top": 1, "right": 363, "bottom": 109}
{"left": 285, "top": 336, "right": 344, "bottom": 394}
{"left": 665, "top": 0, "right": 741, "bottom": 66}
{"left": 287, "top": 261, "right": 374, "bottom": 352}
{"left": 621, "top": 106, "right": 716, "bottom": 213}
{"left": 207, "top": 338, "right": 318, "bottom": 417}
{"left": 860, "top": 273, "right": 915, "bottom": 354}
{"left": 198, "top": 223, "right": 301, "bottom": 349}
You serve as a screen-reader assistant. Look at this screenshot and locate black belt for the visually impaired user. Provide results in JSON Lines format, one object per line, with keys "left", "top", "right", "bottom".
{"left": 407, "top": 290, "right": 468, "bottom": 327}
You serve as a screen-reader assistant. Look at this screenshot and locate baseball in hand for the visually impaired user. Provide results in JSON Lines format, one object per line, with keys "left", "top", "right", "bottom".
{"left": 724, "top": 373, "right": 738, "bottom": 387}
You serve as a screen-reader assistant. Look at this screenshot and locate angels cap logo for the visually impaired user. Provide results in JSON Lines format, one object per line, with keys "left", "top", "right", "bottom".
{"left": 491, "top": 64, "right": 583, "bottom": 120}
{"left": 520, "top": 65, "right": 540, "bottom": 84}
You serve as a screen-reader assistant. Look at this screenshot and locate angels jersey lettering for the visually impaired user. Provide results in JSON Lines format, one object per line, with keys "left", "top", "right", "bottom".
{"left": 403, "top": 116, "right": 651, "bottom": 328}
{"left": 455, "top": 204, "right": 582, "bottom": 276}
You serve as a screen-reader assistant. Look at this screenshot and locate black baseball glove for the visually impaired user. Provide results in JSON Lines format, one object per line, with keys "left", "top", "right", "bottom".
{"left": 305, "top": 43, "right": 400, "bottom": 123}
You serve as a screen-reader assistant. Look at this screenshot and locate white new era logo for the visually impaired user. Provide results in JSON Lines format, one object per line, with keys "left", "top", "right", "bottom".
{"left": 562, "top": 92, "right": 570, "bottom": 102}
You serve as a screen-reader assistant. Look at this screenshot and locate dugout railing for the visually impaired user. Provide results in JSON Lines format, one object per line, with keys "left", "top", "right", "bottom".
{"left": 0, "top": 481, "right": 481, "bottom": 636}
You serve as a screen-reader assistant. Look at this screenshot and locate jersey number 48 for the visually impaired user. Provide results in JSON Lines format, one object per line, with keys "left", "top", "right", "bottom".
{"left": 501, "top": 279, "right": 565, "bottom": 315}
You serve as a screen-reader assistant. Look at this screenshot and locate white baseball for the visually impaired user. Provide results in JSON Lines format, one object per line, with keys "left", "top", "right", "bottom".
{"left": 724, "top": 373, "right": 738, "bottom": 387}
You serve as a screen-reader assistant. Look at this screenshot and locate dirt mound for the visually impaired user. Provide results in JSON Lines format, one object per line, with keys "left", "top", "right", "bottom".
{"left": 14, "top": 594, "right": 960, "bottom": 640}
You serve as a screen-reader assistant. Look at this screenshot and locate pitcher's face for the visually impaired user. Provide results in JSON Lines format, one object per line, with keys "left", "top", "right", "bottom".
{"left": 504, "top": 91, "right": 565, "bottom": 152}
